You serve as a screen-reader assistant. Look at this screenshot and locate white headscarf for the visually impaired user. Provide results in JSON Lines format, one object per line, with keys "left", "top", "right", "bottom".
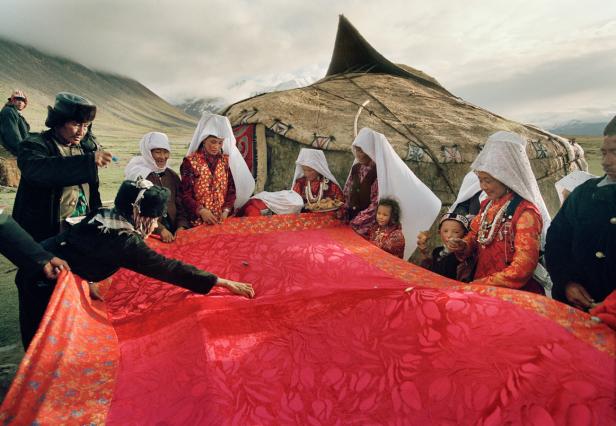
{"left": 186, "top": 112, "right": 256, "bottom": 209}
{"left": 471, "top": 131, "right": 551, "bottom": 245}
{"left": 125, "top": 132, "right": 171, "bottom": 180}
{"left": 350, "top": 128, "right": 442, "bottom": 259}
{"left": 554, "top": 170, "right": 596, "bottom": 204}
{"left": 291, "top": 148, "right": 340, "bottom": 189}
{"left": 252, "top": 190, "right": 305, "bottom": 215}
{"left": 448, "top": 171, "right": 486, "bottom": 214}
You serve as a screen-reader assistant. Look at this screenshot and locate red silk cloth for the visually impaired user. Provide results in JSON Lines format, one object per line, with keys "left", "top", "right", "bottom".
{"left": 2, "top": 213, "right": 615, "bottom": 425}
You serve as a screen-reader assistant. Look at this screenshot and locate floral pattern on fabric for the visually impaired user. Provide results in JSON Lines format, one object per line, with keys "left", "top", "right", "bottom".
{"left": 367, "top": 223, "right": 406, "bottom": 258}
{"left": 2, "top": 215, "right": 615, "bottom": 425}
{"left": 462, "top": 193, "right": 542, "bottom": 289}
{"left": 181, "top": 152, "right": 231, "bottom": 226}
{"left": 0, "top": 273, "right": 117, "bottom": 425}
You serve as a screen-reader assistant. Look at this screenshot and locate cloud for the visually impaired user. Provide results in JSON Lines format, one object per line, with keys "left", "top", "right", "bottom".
{"left": 1, "top": 0, "right": 615, "bottom": 125}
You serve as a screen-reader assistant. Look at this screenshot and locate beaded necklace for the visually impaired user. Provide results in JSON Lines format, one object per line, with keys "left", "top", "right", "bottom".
{"left": 304, "top": 178, "right": 328, "bottom": 204}
{"left": 476, "top": 199, "right": 511, "bottom": 247}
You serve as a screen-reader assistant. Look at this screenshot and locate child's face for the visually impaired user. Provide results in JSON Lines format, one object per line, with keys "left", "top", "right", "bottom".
{"left": 440, "top": 220, "right": 465, "bottom": 246}
{"left": 376, "top": 205, "right": 392, "bottom": 226}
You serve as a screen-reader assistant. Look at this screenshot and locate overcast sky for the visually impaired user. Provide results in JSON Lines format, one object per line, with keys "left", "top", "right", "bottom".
{"left": 1, "top": 0, "right": 615, "bottom": 126}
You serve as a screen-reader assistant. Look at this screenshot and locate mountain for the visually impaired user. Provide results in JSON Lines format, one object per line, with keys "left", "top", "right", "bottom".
{"left": 175, "top": 77, "right": 317, "bottom": 117}
{"left": 0, "top": 37, "right": 197, "bottom": 142}
{"left": 174, "top": 97, "right": 227, "bottom": 118}
{"left": 549, "top": 120, "right": 607, "bottom": 136}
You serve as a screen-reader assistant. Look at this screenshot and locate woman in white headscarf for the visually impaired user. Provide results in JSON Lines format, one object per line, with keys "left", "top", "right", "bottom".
{"left": 291, "top": 148, "right": 344, "bottom": 211}
{"left": 554, "top": 170, "right": 596, "bottom": 205}
{"left": 125, "top": 132, "right": 188, "bottom": 242}
{"left": 243, "top": 148, "right": 343, "bottom": 216}
{"left": 343, "top": 128, "right": 441, "bottom": 259}
{"left": 180, "top": 113, "right": 255, "bottom": 226}
{"left": 449, "top": 131, "right": 551, "bottom": 293}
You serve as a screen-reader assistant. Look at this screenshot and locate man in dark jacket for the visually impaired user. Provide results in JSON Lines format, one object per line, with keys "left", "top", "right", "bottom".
{"left": 12, "top": 92, "right": 113, "bottom": 241}
{"left": 0, "top": 89, "right": 30, "bottom": 155}
{"left": 546, "top": 115, "right": 616, "bottom": 310}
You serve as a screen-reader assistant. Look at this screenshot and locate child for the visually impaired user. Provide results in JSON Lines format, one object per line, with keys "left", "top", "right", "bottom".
{"left": 417, "top": 213, "right": 470, "bottom": 280}
{"left": 367, "top": 198, "right": 405, "bottom": 258}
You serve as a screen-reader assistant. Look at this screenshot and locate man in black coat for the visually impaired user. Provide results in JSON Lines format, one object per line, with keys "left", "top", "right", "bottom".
{"left": 546, "top": 116, "right": 616, "bottom": 310}
{"left": 12, "top": 92, "right": 113, "bottom": 242}
{"left": 0, "top": 89, "right": 30, "bottom": 155}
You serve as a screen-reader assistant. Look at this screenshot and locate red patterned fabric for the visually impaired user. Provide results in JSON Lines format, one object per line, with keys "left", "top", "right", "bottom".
{"left": 1, "top": 214, "right": 615, "bottom": 425}
{"left": 232, "top": 124, "right": 256, "bottom": 175}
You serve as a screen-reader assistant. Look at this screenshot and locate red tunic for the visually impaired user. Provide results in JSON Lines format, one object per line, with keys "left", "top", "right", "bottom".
{"left": 180, "top": 152, "right": 236, "bottom": 226}
{"left": 367, "top": 223, "right": 405, "bottom": 259}
{"left": 461, "top": 192, "right": 543, "bottom": 292}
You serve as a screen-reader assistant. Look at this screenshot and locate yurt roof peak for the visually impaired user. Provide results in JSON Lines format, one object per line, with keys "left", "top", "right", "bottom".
{"left": 323, "top": 15, "right": 451, "bottom": 96}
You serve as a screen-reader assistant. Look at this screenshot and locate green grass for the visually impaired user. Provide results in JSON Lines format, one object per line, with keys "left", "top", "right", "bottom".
{"left": 570, "top": 136, "right": 604, "bottom": 176}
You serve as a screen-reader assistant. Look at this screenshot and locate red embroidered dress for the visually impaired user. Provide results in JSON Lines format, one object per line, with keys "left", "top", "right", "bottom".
{"left": 292, "top": 177, "right": 344, "bottom": 205}
{"left": 461, "top": 192, "right": 543, "bottom": 292}
{"left": 180, "top": 152, "right": 236, "bottom": 226}
{"left": 367, "top": 223, "right": 405, "bottom": 258}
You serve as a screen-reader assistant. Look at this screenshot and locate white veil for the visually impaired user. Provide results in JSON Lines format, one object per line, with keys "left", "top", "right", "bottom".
{"left": 291, "top": 148, "right": 340, "bottom": 188}
{"left": 352, "top": 128, "right": 442, "bottom": 259}
{"left": 125, "top": 132, "right": 171, "bottom": 180}
{"left": 471, "top": 131, "right": 551, "bottom": 245}
{"left": 186, "top": 112, "right": 255, "bottom": 209}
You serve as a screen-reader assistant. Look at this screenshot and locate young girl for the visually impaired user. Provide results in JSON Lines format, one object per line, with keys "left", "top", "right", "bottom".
{"left": 367, "top": 198, "right": 405, "bottom": 258}
{"left": 417, "top": 213, "right": 470, "bottom": 280}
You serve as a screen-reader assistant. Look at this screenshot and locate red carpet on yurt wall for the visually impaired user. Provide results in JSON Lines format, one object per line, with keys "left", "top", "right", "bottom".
{"left": 1, "top": 213, "right": 614, "bottom": 425}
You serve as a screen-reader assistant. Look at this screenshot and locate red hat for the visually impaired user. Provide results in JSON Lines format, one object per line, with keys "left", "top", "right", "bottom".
{"left": 8, "top": 89, "right": 27, "bottom": 106}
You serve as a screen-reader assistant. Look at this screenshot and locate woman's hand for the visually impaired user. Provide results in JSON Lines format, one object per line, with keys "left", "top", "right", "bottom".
{"left": 199, "top": 208, "right": 219, "bottom": 225}
{"left": 160, "top": 228, "right": 175, "bottom": 243}
{"left": 217, "top": 278, "right": 255, "bottom": 299}
{"left": 447, "top": 237, "right": 467, "bottom": 254}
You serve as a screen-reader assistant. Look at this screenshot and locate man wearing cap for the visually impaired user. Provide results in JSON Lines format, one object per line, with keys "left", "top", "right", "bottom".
{"left": 15, "top": 178, "right": 254, "bottom": 348}
{"left": 546, "top": 115, "right": 616, "bottom": 310}
{"left": 0, "top": 89, "right": 30, "bottom": 155}
{"left": 12, "top": 92, "right": 113, "bottom": 241}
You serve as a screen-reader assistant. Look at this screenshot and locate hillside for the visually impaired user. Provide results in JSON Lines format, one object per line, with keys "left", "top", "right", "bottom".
{"left": 0, "top": 38, "right": 197, "bottom": 143}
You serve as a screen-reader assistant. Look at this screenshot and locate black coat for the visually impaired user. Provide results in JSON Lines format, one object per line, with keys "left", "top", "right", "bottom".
{"left": 0, "top": 212, "right": 52, "bottom": 272}
{"left": 545, "top": 177, "right": 616, "bottom": 304}
{"left": 0, "top": 103, "right": 30, "bottom": 155}
{"left": 13, "top": 130, "right": 102, "bottom": 242}
{"left": 41, "top": 210, "right": 218, "bottom": 291}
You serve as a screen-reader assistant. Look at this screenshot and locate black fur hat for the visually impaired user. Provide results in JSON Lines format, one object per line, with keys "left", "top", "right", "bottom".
{"left": 114, "top": 179, "right": 169, "bottom": 218}
{"left": 45, "top": 92, "right": 97, "bottom": 128}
